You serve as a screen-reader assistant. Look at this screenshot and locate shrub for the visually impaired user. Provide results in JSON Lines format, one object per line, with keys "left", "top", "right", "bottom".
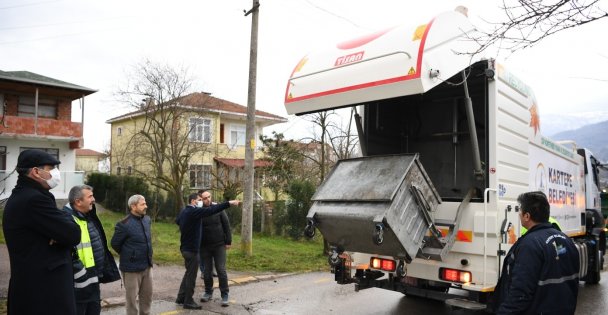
{"left": 85, "top": 174, "right": 151, "bottom": 214}
{"left": 280, "top": 180, "right": 316, "bottom": 240}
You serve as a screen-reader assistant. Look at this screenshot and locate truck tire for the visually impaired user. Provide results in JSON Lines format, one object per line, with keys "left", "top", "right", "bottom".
{"left": 585, "top": 245, "right": 601, "bottom": 285}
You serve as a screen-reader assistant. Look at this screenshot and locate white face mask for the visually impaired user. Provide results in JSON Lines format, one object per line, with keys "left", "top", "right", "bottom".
{"left": 45, "top": 168, "right": 61, "bottom": 189}
{"left": 196, "top": 201, "right": 203, "bottom": 208}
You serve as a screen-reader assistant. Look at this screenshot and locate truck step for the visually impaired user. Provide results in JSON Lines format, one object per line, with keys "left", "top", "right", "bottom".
{"left": 445, "top": 298, "right": 487, "bottom": 310}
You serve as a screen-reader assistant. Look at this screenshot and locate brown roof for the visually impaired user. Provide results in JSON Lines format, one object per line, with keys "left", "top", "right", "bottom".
{"left": 214, "top": 157, "right": 272, "bottom": 168}
{"left": 76, "top": 149, "right": 105, "bottom": 157}
{"left": 106, "top": 93, "right": 286, "bottom": 123}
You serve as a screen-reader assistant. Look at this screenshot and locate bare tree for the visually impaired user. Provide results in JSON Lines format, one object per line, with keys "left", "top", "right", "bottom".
{"left": 300, "top": 110, "right": 360, "bottom": 184}
{"left": 301, "top": 111, "right": 336, "bottom": 184}
{"left": 113, "top": 59, "right": 210, "bottom": 217}
{"left": 471, "top": 0, "right": 608, "bottom": 54}
{"left": 327, "top": 108, "right": 360, "bottom": 160}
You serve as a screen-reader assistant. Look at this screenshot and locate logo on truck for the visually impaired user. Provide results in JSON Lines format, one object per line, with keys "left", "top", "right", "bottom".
{"left": 535, "top": 162, "right": 547, "bottom": 194}
{"left": 335, "top": 51, "right": 364, "bottom": 67}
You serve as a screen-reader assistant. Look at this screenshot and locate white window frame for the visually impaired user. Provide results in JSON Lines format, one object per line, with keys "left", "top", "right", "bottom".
{"left": 189, "top": 164, "right": 212, "bottom": 189}
{"left": 117, "top": 126, "right": 123, "bottom": 136}
{"left": 189, "top": 117, "right": 212, "bottom": 143}
{"left": 230, "top": 123, "right": 246, "bottom": 147}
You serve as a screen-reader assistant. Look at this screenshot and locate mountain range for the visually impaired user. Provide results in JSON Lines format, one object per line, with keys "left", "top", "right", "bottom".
{"left": 549, "top": 118, "right": 608, "bottom": 163}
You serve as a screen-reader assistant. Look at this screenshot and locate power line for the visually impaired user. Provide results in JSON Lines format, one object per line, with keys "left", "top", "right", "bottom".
{"left": 302, "top": 0, "right": 363, "bottom": 29}
{"left": 0, "top": 16, "right": 134, "bottom": 31}
{"left": 0, "top": 26, "right": 127, "bottom": 45}
{"left": 0, "top": 0, "right": 61, "bottom": 10}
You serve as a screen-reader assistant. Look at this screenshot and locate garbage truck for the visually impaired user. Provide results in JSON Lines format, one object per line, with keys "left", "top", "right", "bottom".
{"left": 283, "top": 9, "right": 605, "bottom": 309}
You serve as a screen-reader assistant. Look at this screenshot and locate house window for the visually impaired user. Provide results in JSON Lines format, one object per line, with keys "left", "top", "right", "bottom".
{"left": 189, "top": 164, "right": 211, "bottom": 188}
{"left": 127, "top": 166, "right": 132, "bottom": 175}
{"left": 20, "top": 147, "right": 59, "bottom": 163}
{"left": 117, "top": 166, "right": 122, "bottom": 175}
{"left": 230, "top": 124, "right": 246, "bottom": 146}
{"left": 189, "top": 118, "right": 212, "bottom": 143}
{"left": 18, "top": 96, "right": 58, "bottom": 119}
{"left": 0, "top": 146, "right": 6, "bottom": 170}
{"left": 117, "top": 126, "right": 123, "bottom": 136}
{"left": 0, "top": 94, "right": 4, "bottom": 115}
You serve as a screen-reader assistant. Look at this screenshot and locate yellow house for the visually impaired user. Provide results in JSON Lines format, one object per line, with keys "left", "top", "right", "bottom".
{"left": 75, "top": 148, "right": 106, "bottom": 176}
{"left": 105, "top": 92, "right": 287, "bottom": 199}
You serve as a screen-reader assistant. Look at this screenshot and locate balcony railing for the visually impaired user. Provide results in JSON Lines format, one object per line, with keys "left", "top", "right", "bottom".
{"left": 0, "top": 170, "right": 85, "bottom": 201}
{"left": 0, "top": 116, "right": 82, "bottom": 139}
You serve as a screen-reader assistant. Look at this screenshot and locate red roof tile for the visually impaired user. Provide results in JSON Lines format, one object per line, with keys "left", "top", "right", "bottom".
{"left": 107, "top": 93, "right": 286, "bottom": 123}
{"left": 76, "top": 148, "right": 105, "bottom": 156}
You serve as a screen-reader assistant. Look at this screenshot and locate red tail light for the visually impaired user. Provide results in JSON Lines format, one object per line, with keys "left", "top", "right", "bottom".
{"left": 370, "top": 257, "right": 396, "bottom": 272}
{"left": 439, "top": 267, "right": 472, "bottom": 283}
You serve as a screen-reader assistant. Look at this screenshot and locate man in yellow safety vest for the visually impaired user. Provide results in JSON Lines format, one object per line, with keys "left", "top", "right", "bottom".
{"left": 64, "top": 185, "right": 120, "bottom": 314}
{"left": 521, "top": 216, "right": 562, "bottom": 235}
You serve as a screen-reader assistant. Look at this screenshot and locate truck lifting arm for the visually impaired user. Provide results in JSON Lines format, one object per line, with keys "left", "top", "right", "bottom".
{"left": 462, "top": 71, "right": 484, "bottom": 180}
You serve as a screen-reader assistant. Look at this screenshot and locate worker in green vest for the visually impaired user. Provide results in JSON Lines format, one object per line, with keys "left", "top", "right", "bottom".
{"left": 521, "top": 216, "right": 562, "bottom": 235}
{"left": 64, "top": 185, "right": 120, "bottom": 314}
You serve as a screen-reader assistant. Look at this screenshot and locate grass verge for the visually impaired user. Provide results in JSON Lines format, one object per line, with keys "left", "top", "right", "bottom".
{"left": 0, "top": 208, "right": 329, "bottom": 273}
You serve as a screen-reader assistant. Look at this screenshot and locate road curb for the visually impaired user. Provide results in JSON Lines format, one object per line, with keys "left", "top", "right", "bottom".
{"left": 101, "top": 272, "right": 297, "bottom": 308}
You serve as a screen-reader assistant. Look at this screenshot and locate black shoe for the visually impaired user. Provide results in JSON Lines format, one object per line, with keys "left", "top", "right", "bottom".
{"left": 175, "top": 298, "right": 184, "bottom": 305}
{"left": 183, "top": 302, "right": 202, "bottom": 310}
{"left": 213, "top": 273, "right": 218, "bottom": 277}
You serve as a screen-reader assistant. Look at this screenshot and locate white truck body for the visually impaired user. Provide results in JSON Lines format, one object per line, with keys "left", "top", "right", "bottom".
{"left": 285, "top": 10, "right": 604, "bottom": 306}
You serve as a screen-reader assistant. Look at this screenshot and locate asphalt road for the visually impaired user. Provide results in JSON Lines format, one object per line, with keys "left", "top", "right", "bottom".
{"left": 100, "top": 268, "right": 608, "bottom": 315}
{"left": 1, "top": 243, "right": 606, "bottom": 315}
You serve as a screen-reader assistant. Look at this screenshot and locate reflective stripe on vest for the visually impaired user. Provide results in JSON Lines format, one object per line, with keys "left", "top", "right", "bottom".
{"left": 74, "top": 275, "right": 99, "bottom": 288}
{"left": 72, "top": 215, "right": 95, "bottom": 268}
{"left": 537, "top": 273, "right": 579, "bottom": 286}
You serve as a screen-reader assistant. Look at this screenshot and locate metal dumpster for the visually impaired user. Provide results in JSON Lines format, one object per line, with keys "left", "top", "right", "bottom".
{"left": 307, "top": 154, "right": 442, "bottom": 262}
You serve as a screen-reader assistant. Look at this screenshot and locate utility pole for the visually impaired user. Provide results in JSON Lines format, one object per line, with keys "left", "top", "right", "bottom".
{"left": 242, "top": 0, "right": 260, "bottom": 256}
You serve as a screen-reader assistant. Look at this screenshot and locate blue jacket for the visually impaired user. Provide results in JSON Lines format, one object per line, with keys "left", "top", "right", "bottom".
{"left": 111, "top": 213, "right": 153, "bottom": 272}
{"left": 493, "top": 222, "right": 579, "bottom": 314}
{"left": 176, "top": 201, "right": 231, "bottom": 252}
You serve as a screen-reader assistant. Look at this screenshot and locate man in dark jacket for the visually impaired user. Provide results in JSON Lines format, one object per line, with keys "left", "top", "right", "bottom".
{"left": 111, "top": 195, "right": 153, "bottom": 315}
{"left": 64, "top": 185, "right": 120, "bottom": 315}
{"left": 492, "top": 191, "right": 579, "bottom": 314}
{"left": 175, "top": 193, "right": 239, "bottom": 310}
{"left": 199, "top": 190, "right": 233, "bottom": 307}
{"left": 3, "top": 149, "right": 81, "bottom": 315}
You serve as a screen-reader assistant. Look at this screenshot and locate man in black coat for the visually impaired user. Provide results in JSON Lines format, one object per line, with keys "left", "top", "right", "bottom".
{"left": 199, "top": 190, "right": 233, "bottom": 307}
{"left": 491, "top": 191, "right": 580, "bottom": 314}
{"left": 3, "top": 149, "right": 81, "bottom": 315}
{"left": 174, "top": 193, "right": 239, "bottom": 310}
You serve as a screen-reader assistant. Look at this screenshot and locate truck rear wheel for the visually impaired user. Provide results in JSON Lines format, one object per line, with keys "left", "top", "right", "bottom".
{"left": 585, "top": 242, "right": 602, "bottom": 285}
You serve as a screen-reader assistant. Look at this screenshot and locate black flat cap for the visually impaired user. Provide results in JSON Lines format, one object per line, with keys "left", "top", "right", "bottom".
{"left": 17, "top": 149, "right": 61, "bottom": 168}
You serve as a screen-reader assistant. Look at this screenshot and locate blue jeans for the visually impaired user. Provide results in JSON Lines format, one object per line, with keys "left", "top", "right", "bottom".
{"left": 200, "top": 245, "right": 228, "bottom": 296}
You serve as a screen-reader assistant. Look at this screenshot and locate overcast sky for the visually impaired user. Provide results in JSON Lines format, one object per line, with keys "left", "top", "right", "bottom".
{"left": 2, "top": 0, "right": 607, "bottom": 151}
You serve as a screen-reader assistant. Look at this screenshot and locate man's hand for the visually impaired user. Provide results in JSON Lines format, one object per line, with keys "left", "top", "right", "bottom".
{"left": 225, "top": 244, "right": 232, "bottom": 250}
{"left": 229, "top": 200, "right": 240, "bottom": 206}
